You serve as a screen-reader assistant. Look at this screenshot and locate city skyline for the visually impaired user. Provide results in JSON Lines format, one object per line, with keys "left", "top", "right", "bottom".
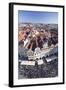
{"left": 18, "top": 10, "right": 58, "bottom": 24}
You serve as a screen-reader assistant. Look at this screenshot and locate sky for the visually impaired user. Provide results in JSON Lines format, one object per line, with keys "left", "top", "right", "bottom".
{"left": 18, "top": 10, "right": 58, "bottom": 24}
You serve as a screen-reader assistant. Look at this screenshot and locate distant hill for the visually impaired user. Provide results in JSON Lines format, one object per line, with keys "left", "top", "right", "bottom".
{"left": 18, "top": 23, "right": 58, "bottom": 31}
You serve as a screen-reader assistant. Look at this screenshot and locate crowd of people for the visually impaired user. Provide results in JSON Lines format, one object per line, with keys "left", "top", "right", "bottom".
{"left": 18, "top": 24, "right": 58, "bottom": 79}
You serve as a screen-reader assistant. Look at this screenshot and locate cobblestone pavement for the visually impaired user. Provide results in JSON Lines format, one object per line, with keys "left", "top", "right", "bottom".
{"left": 18, "top": 59, "right": 58, "bottom": 79}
